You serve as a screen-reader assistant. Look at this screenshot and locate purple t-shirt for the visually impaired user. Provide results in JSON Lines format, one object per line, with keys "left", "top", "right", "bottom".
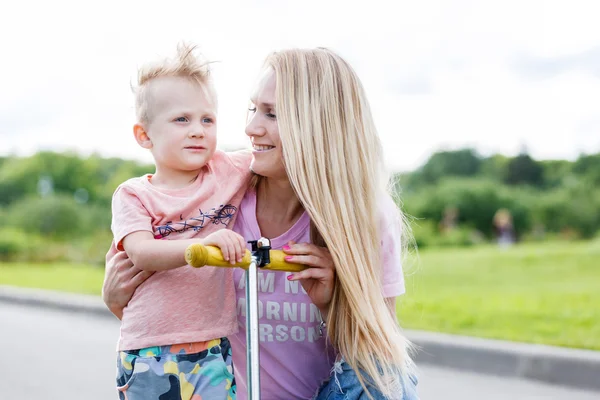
{"left": 231, "top": 190, "right": 406, "bottom": 400}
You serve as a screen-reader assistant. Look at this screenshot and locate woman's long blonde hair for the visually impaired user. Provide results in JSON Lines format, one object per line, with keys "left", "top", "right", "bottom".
{"left": 266, "top": 48, "right": 412, "bottom": 398}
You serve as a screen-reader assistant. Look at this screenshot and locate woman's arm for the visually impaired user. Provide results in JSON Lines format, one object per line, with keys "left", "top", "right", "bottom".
{"left": 102, "top": 252, "right": 152, "bottom": 320}
{"left": 385, "top": 297, "right": 399, "bottom": 323}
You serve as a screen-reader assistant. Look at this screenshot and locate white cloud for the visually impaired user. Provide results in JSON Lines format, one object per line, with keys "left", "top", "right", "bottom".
{"left": 1, "top": 0, "right": 599, "bottom": 171}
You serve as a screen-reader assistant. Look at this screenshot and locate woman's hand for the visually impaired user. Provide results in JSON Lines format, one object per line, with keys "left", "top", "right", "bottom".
{"left": 283, "top": 241, "right": 335, "bottom": 316}
{"left": 102, "top": 251, "right": 153, "bottom": 319}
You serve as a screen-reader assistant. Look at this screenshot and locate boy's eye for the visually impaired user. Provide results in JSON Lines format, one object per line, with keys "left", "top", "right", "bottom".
{"left": 175, "top": 117, "right": 188, "bottom": 122}
{"left": 202, "top": 117, "right": 214, "bottom": 124}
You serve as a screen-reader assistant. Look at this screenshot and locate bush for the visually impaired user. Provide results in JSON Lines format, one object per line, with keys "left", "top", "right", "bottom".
{"left": 403, "top": 178, "right": 533, "bottom": 239}
{"left": 5, "top": 195, "right": 111, "bottom": 240}
{"left": 401, "top": 177, "right": 600, "bottom": 241}
{"left": 410, "top": 220, "right": 483, "bottom": 249}
{"left": 0, "top": 228, "right": 30, "bottom": 260}
{"left": 0, "top": 227, "right": 113, "bottom": 264}
{"left": 0, "top": 228, "right": 66, "bottom": 262}
{"left": 64, "top": 230, "right": 113, "bottom": 266}
{"left": 531, "top": 186, "right": 600, "bottom": 239}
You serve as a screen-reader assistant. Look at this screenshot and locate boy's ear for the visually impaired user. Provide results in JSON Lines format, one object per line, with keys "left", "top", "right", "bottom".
{"left": 133, "top": 124, "right": 153, "bottom": 149}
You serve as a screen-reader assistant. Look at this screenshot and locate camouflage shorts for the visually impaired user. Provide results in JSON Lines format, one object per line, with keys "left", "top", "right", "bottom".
{"left": 116, "top": 337, "right": 236, "bottom": 400}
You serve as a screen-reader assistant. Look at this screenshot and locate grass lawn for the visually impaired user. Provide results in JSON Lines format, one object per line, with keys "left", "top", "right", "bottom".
{"left": 1, "top": 240, "right": 599, "bottom": 350}
{"left": 0, "top": 262, "right": 105, "bottom": 296}
{"left": 399, "top": 239, "right": 600, "bottom": 350}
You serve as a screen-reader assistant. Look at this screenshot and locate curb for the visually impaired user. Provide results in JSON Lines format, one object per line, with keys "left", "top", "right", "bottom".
{"left": 407, "top": 330, "right": 600, "bottom": 392}
{"left": 2, "top": 285, "right": 599, "bottom": 392}
{"left": 0, "top": 285, "right": 112, "bottom": 319}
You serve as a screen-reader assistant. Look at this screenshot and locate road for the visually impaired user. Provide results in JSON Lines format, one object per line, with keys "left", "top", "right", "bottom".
{"left": 0, "top": 302, "right": 598, "bottom": 399}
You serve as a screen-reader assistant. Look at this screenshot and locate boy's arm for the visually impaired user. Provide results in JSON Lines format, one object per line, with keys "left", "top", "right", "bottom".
{"left": 112, "top": 184, "right": 202, "bottom": 272}
{"left": 122, "top": 229, "right": 248, "bottom": 272}
{"left": 122, "top": 232, "right": 206, "bottom": 271}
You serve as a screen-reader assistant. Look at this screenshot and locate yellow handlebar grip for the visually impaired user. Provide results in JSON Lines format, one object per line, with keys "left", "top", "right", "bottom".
{"left": 263, "top": 250, "right": 306, "bottom": 272}
{"left": 185, "top": 244, "right": 251, "bottom": 268}
{"left": 185, "top": 244, "right": 307, "bottom": 272}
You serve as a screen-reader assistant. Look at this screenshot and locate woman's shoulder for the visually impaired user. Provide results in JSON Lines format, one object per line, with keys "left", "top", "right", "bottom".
{"left": 210, "top": 149, "right": 252, "bottom": 173}
{"left": 377, "top": 191, "right": 407, "bottom": 296}
{"left": 377, "top": 192, "right": 403, "bottom": 229}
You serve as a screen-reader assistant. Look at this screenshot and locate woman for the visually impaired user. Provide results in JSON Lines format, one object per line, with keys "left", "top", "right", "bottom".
{"left": 104, "top": 48, "right": 418, "bottom": 400}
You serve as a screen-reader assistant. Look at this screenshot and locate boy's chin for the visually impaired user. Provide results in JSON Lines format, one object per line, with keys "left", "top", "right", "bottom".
{"left": 181, "top": 150, "right": 214, "bottom": 166}
{"left": 180, "top": 158, "right": 210, "bottom": 171}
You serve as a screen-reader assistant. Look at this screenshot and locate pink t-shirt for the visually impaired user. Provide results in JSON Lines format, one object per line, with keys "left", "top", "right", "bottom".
{"left": 106, "top": 150, "right": 251, "bottom": 350}
{"left": 231, "top": 190, "right": 406, "bottom": 400}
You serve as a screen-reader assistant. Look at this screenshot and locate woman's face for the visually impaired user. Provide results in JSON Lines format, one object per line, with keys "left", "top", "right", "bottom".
{"left": 245, "top": 69, "right": 287, "bottom": 180}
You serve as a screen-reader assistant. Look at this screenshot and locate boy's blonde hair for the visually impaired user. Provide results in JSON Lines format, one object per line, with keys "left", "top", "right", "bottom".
{"left": 134, "top": 43, "right": 216, "bottom": 123}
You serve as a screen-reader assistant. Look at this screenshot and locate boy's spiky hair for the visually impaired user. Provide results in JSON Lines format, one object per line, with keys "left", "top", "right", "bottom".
{"left": 134, "top": 43, "right": 215, "bottom": 123}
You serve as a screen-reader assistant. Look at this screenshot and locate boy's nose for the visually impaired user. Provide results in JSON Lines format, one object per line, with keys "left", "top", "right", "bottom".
{"left": 189, "top": 128, "right": 205, "bottom": 138}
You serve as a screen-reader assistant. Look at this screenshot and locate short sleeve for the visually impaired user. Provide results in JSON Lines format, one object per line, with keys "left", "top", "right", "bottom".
{"left": 111, "top": 184, "right": 153, "bottom": 251}
{"left": 380, "top": 197, "right": 406, "bottom": 297}
{"left": 225, "top": 149, "right": 252, "bottom": 173}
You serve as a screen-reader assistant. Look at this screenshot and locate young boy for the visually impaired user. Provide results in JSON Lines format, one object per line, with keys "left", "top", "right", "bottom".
{"left": 106, "top": 43, "right": 250, "bottom": 400}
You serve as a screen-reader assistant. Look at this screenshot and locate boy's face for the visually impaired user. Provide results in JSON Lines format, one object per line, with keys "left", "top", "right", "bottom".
{"left": 138, "top": 76, "right": 217, "bottom": 172}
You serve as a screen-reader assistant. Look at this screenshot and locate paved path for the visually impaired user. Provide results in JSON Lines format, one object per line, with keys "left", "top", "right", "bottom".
{"left": 0, "top": 303, "right": 597, "bottom": 399}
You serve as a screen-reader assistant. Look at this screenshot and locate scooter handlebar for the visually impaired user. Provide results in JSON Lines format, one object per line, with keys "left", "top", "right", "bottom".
{"left": 185, "top": 244, "right": 307, "bottom": 272}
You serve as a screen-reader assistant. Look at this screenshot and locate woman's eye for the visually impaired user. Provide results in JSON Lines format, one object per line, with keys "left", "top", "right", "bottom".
{"left": 266, "top": 113, "right": 276, "bottom": 119}
{"left": 248, "top": 107, "right": 257, "bottom": 113}
{"left": 175, "top": 117, "right": 188, "bottom": 122}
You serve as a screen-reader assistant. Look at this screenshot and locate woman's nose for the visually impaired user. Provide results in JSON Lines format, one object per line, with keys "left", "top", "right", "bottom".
{"left": 245, "top": 114, "right": 265, "bottom": 138}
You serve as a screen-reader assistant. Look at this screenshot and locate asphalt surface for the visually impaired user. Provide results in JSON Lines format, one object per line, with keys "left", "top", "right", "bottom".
{"left": 0, "top": 303, "right": 597, "bottom": 399}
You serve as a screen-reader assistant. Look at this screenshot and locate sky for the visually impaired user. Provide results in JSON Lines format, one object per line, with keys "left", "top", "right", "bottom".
{"left": 1, "top": 0, "right": 599, "bottom": 172}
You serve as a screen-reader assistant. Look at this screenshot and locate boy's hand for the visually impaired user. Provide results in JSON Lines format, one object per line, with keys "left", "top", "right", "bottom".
{"left": 202, "top": 230, "right": 247, "bottom": 265}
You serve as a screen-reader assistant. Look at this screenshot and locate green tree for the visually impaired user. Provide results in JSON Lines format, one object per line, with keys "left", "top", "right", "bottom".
{"left": 403, "top": 178, "right": 532, "bottom": 238}
{"left": 0, "top": 155, "right": 40, "bottom": 205}
{"left": 480, "top": 154, "right": 510, "bottom": 182}
{"left": 540, "top": 159, "right": 572, "bottom": 188}
{"left": 418, "top": 149, "right": 482, "bottom": 184}
{"left": 505, "top": 153, "right": 544, "bottom": 186}
{"left": 572, "top": 153, "right": 600, "bottom": 186}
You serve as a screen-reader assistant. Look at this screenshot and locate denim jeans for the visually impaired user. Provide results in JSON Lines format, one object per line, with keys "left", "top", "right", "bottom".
{"left": 313, "top": 359, "right": 419, "bottom": 400}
